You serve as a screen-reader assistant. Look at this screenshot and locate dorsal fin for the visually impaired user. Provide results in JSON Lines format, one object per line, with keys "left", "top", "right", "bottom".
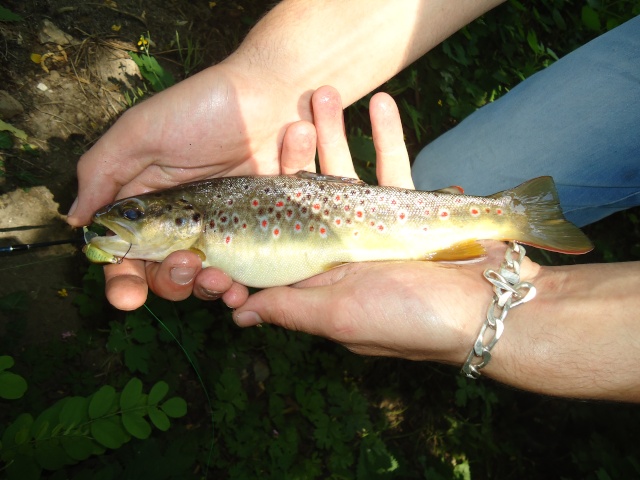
{"left": 434, "top": 185, "right": 465, "bottom": 195}
{"left": 294, "top": 170, "right": 365, "bottom": 185}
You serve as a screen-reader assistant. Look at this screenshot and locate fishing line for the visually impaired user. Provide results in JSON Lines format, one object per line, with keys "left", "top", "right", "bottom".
{"left": 142, "top": 304, "right": 215, "bottom": 477}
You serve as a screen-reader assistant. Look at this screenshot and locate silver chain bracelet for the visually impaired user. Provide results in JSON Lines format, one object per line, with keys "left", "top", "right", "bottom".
{"left": 461, "top": 242, "right": 537, "bottom": 379}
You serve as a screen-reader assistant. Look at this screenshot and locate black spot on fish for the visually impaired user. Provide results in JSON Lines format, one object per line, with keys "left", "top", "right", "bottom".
{"left": 176, "top": 218, "right": 184, "bottom": 227}
{"left": 165, "top": 204, "right": 173, "bottom": 212}
{"left": 301, "top": 207, "right": 308, "bottom": 214}
{"left": 233, "top": 216, "right": 239, "bottom": 224}
{"left": 264, "top": 188, "right": 271, "bottom": 193}
{"left": 192, "top": 213, "right": 201, "bottom": 222}
{"left": 276, "top": 212, "right": 282, "bottom": 219}
{"left": 365, "top": 189, "right": 371, "bottom": 195}
{"left": 268, "top": 207, "right": 274, "bottom": 214}
{"left": 258, "top": 208, "right": 264, "bottom": 215}
{"left": 209, "top": 220, "right": 215, "bottom": 229}
{"left": 323, "top": 197, "right": 328, "bottom": 203}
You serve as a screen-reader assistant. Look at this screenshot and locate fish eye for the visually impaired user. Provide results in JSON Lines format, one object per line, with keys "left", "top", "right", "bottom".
{"left": 121, "top": 207, "right": 143, "bottom": 221}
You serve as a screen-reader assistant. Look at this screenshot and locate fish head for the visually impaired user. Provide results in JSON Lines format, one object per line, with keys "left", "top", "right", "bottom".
{"left": 89, "top": 192, "right": 204, "bottom": 262}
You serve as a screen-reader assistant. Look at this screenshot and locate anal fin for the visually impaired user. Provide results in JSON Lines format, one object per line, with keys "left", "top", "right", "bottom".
{"left": 427, "top": 240, "right": 486, "bottom": 262}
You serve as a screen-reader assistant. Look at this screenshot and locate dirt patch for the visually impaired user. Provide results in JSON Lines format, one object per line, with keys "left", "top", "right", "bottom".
{"left": 0, "top": 0, "right": 260, "bottom": 343}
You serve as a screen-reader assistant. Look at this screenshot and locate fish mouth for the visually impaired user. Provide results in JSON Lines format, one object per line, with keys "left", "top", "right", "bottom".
{"left": 89, "top": 216, "right": 137, "bottom": 257}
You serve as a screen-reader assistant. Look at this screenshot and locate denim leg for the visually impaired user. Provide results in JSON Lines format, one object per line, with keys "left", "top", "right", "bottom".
{"left": 412, "top": 15, "right": 640, "bottom": 227}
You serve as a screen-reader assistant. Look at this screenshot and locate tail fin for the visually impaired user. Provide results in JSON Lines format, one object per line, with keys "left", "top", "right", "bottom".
{"left": 492, "top": 176, "right": 594, "bottom": 254}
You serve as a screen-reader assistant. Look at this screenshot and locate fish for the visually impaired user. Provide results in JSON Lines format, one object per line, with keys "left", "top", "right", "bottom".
{"left": 85, "top": 171, "right": 593, "bottom": 287}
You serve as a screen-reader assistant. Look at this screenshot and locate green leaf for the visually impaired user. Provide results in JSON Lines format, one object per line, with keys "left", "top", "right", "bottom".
{"left": 59, "top": 396, "right": 88, "bottom": 427}
{"left": 0, "top": 372, "right": 26, "bottom": 400}
{"left": 160, "top": 397, "right": 187, "bottom": 418}
{"left": 128, "top": 52, "right": 175, "bottom": 92}
{"left": 34, "top": 438, "right": 72, "bottom": 470}
{"left": 88, "top": 385, "right": 116, "bottom": 419}
{"left": 1, "top": 413, "right": 33, "bottom": 451}
{"left": 526, "top": 30, "right": 541, "bottom": 54}
{"left": 90, "top": 417, "right": 128, "bottom": 449}
{"left": 0, "top": 119, "right": 27, "bottom": 141}
{"left": 120, "top": 377, "right": 143, "bottom": 410}
{"left": 581, "top": 6, "right": 602, "bottom": 31}
{"left": 147, "top": 406, "right": 170, "bottom": 431}
{"left": 122, "top": 412, "right": 152, "bottom": 439}
{"left": 148, "top": 380, "right": 169, "bottom": 405}
{"left": 60, "top": 435, "right": 95, "bottom": 461}
{"left": 0, "top": 5, "right": 23, "bottom": 22}
{"left": 0, "top": 355, "right": 14, "bottom": 371}
{"left": 124, "top": 345, "right": 150, "bottom": 374}
{"left": 131, "top": 324, "right": 156, "bottom": 343}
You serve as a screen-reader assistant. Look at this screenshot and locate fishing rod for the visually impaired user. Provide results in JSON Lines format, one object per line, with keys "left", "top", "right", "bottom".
{"left": 0, "top": 225, "right": 92, "bottom": 254}
{"left": 0, "top": 237, "right": 85, "bottom": 253}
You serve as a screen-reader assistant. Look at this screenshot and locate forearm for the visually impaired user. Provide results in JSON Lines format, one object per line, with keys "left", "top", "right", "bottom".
{"left": 481, "top": 262, "right": 640, "bottom": 402}
{"left": 223, "top": 0, "right": 504, "bottom": 109}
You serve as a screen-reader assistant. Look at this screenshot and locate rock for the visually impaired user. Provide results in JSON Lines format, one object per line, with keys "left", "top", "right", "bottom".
{"left": 0, "top": 90, "right": 24, "bottom": 119}
{"left": 38, "top": 19, "right": 75, "bottom": 45}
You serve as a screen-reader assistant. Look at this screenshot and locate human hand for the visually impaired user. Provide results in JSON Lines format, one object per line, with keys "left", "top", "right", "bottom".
{"left": 232, "top": 87, "right": 542, "bottom": 364}
{"left": 75, "top": 80, "right": 402, "bottom": 310}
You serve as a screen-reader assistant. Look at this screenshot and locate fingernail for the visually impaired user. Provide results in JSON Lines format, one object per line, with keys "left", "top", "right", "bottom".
{"left": 201, "top": 288, "right": 222, "bottom": 300}
{"left": 233, "top": 311, "right": 263, "bottom": 327}
{"left": 170, "top": 267, "right": 196, "bottom": 285}
{"left": 67, "top": 197, "right": 78, "bottom": 217}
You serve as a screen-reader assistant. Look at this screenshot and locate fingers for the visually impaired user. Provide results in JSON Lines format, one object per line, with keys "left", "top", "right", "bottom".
{"left": 233, "top": 285, "right": 335, "bottom": 337}
{"left": 312, "top": 86, "right": 359, "bottom": 179}
{"left": 370, "top": 92, "right": 414, "bottom": 189}
{"left": 104, "top": 259, "right": 149, "bottom": 311}
{"left": 280, "top": 121, "right": 317, "bottom": 174}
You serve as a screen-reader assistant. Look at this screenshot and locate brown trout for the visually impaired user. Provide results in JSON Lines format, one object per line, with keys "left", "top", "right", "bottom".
{"left": 85, "top": 172, "right": 592, "bottom": 287}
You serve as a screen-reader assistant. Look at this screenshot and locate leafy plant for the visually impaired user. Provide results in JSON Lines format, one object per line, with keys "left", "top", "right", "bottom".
{"left": 0, "top": 378, "right": 186, "bottom": 479}
{"left": 0, "top": 356, "right": 27, "bottom": 400}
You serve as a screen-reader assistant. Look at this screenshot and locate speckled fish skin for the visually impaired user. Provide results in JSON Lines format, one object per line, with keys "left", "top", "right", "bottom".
{"left": 88, "top": 172, "right": 593, "bottom": 287}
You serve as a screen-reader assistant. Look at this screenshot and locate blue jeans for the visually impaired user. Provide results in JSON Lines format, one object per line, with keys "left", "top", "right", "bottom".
{"left": 412, "top": 15, "right": 640, "bottom": 227}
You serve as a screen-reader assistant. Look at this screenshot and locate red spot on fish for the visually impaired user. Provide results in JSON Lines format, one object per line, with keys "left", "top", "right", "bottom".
{"left": 344, "top": 205, "right": 351, "bottom": 212}
{"left": 424, "top": 210, "right": 431, "bottom": 216}
{"left": 295, "top": 192, "right": 302, "bottom": 198}
{"left": 390, "top": 198, "right": 397, "bottom": 205}
{"left": 377, "top": 224, "right": 385, "bottom": 232}
{"left": 335, "top": 218, "right": 342, "bottom": 226}
{"left": 353, "top": 231, "right": 359, "bottom": 237}
{"left": 370, "top": 221, "right": 375, "bottom": 227}
{"left": 294, "top": 222, "right": 302, "bottom": 232}
{"left": 261, "top": 219, "right": 268, "bottom": 228}
{"left": 334, "top": 194, "right": 341, "bottom": 203}
{"left": 275, "top": 200, "right": 285, "bottom": 209}
{"left": 225, "top": 235, "right": 232, "bottom": 245}
{"left": 272, "top": 227, "right": 280, "bottom": 237}
{"left": 470, "top": 207, "right": 480, "bottom": 217}
{"left": 242, "top": 223, "right": 247, "bottom": 229}
{"left": 485, "top": 208, "right": 491, "bottom": 213}
{"left": 439, "top": 209, "right": 450, "bottom": 220}
{"left": 313, "top": 203, "right": 321, "bottom": 211}
{"left": 319, "top": 225, "right": 328, "bottom": 238}
{"left": 251, "top": 199, "right": 260, "bottom": 208}
{"left": 496, "top": 209, "right": 504, "bottom": 215}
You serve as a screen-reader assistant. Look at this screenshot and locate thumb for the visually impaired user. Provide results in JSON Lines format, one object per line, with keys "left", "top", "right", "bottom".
{"left": 233, "top": 285, "right": 335, "bottom": 337}
{"left": 67, "top": 152, "right": 124, "bottom": 226}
